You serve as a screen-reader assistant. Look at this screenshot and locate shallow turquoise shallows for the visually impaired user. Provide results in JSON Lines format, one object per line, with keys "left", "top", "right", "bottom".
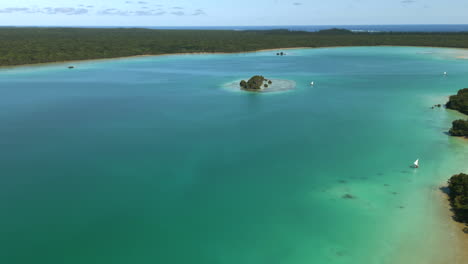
{"left": 1, "top": 47, "right": 467, "bottom": 264}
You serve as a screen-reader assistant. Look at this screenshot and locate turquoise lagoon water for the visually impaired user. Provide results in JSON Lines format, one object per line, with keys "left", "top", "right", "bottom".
{"left": 0, "top": 47, "right": 467, "bottom": 264}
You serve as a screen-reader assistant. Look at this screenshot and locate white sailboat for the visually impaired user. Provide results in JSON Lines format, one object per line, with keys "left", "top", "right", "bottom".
{"left": 413, "top": 159, "right": 419, "bottom": 168}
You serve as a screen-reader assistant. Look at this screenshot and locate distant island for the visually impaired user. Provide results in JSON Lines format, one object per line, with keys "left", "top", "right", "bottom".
{"left": 447, "top": 173, "right": 468, "bottom": 232}
{"left": 447, "top": 88, "right": 468, "bottom": 137}
{"left": 316, "top": 28, "right": 353, "bottom": 35}
{"left": 3, "top": 28, "right": 468, "bottom": 66}
{"left": 240, "top": 75, "right": 273, "bottom": 91}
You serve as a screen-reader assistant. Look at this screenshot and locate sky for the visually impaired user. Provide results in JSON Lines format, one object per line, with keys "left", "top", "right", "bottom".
{"left": 0, "top": 0, "right": 467, "bottom": 26}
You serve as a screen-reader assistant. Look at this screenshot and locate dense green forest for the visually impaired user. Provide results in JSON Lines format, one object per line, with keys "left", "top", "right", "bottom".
{"left": 448, "top": 173, "right": 468, "bottom": 231}
{"left": 2, "top": 27, "right": 468, "bottom": 66}
{"left": 240, "top": 75, "right": 271, "bottom": 91}
{"left": 450, "top": 120, "right": 468, "bottom": 137}
{"left": 446, "top": 88, "right": 468, "bottom": 115}
{"left": 447, "top": 88, "right": 468, "bottom": 137}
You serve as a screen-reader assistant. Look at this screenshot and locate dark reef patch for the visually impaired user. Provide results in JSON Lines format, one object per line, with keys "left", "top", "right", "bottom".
{"left": 342, "top": 194, "right": 356, "bottom": 199}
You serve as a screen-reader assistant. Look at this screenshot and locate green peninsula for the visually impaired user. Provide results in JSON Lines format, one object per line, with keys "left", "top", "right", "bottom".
{"left": 448, "top": 173, "right": 468, "bottom": 231}
{"left": 447, "top": 88, "right": 468, "bottom": 138}
{"left": 450, "top": 120, "right": 468, "bottom": 137}
{"left": 447, "top": 88, "right": 468, "bottom": 115}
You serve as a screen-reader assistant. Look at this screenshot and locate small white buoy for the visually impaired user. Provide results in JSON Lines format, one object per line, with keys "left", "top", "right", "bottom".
{"left": 310, "top": 81, "right": 314, "bottom": 86}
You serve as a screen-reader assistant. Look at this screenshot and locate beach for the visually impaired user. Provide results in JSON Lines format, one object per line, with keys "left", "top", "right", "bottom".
{"left": 3, "top": 45, "right": 468, "bottom": 70}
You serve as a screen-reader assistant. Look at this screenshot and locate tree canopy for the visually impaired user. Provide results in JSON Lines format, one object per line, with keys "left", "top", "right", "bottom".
{"left": 240, "top": 75, "right": 269, "bottom": 90}
{"left": 2, "top": 28, "right": 468, "bottom": 66}
{"left": 448, "top": 173, "right": 468, "bottom": 227}
{"left": 447, "top": 89, "right": 468, "bottom": 138}
{"left": 446, "top": 88, "right": 468, "bottom": 115}
{"left": 450, "top": 119, "right": 468, "bottom": 137}
{"left": 317, "top": 28, "right": 353, "bottom": 35}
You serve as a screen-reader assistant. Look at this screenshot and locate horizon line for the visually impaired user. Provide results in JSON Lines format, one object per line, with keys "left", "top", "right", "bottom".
{"left": 2, "top": 23, "right": 468, "bottom": 28}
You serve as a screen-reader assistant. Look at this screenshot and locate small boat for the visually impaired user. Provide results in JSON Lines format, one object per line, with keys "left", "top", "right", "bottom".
{"left": 310, "top": 81, "right": 314, "bottom": 86}
{"left": 443, "top": 72, "right": 447, "bottom": 76}
{"left": 68, "top": 66, "right": 75, "bottom": 69}
{"left": 413, "top": 159, "right": 419, "bottom": 168}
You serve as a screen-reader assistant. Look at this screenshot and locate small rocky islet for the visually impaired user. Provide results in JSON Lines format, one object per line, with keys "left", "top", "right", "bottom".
{"left": 239, "top": 75, "right": 273, "bottom": 92}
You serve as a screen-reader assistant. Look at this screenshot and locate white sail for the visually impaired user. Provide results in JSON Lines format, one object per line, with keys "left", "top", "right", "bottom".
{"left": 414, "top": 159, "right": 419, "bottom": 167}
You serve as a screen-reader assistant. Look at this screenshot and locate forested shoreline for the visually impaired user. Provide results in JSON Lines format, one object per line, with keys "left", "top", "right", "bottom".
{"left": 446, "top": 89, "right": 468, "bottom": 232}
{"left": 447, "top": 88, "right": 468, "bottom": 138}
{"left": 448, "top": 173, "right": 468, "bottom": 232}
{"left": 2, "top": 27, "right": 468, "bottom": 66}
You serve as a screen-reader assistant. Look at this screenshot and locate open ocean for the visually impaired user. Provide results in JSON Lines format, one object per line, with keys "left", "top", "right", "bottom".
{"left": 0, "top": 47, "right": 468, "bottom": 264}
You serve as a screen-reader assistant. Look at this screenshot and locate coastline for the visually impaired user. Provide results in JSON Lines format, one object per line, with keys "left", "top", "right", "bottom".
{"left": 438, "top": 95, "right": 468, "bottom": 263}
{"left": 2, "top": 45, "right": 468, "bottom": 70}
{"left": 391, "top": 183, "right": 468, "bottom": 264}
{"left": 437, "top": 185, "right": 468, "bottom": 264}
{"left": 0, "top": 47, "right": 310, "bottom": 70}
